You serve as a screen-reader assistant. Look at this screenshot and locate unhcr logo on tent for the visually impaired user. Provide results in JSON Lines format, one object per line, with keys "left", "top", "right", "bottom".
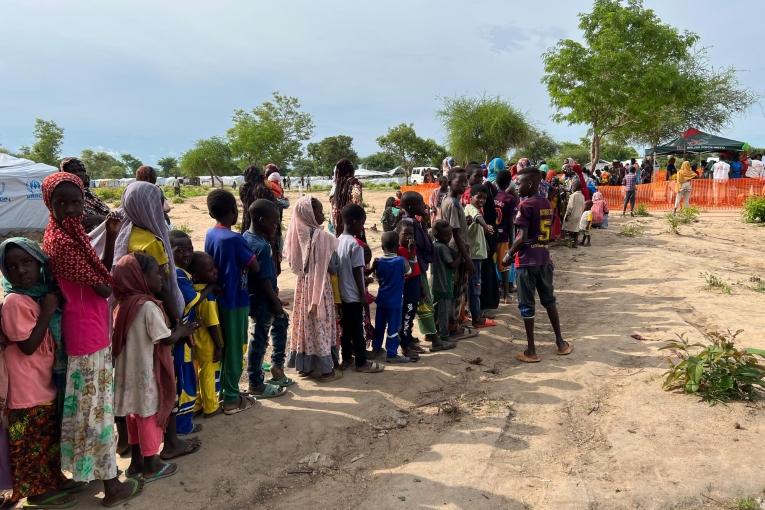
{"left": 0, "top": 183, "right": 9, "bottom": 203}
{"left": 25, "top": 179, "right": 42, "bottom": 200}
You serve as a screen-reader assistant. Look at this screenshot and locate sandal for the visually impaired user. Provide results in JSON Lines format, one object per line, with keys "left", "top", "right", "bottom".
{"left": 516, "top": 352, "right": 541, "bottom": 363}
{"left": 102, "top": 478, "right": 142, "bottom": 508}
{"left": 473, "top": 318, "right": 497, "bottom": 329}
{"left": 222, "top": 394, "right": 257, "bottom": 415}
{"left": 248, "top": 383, "right": 287, "bottom": 399}
{"left": 267, "top": 376, "right": 295, "bottom": 388}
{"left": 160, "top": 438, "right": 202, "bottom": 460}
{"left": 355, "top": 361, "right": 384, "bottom": 373}
{"left": 315, "top": 370, "right": 343, "bottom": 383}
{"left": 23, "top": 492, "right": 76, "bottom": 509}
{"left": 385, "top": 355, "right": 411, "bottom": 364}
{"left": 204, "top": 407, "right": 223, "bottom": 419}
{"left": 142, "top": 462, "right": 178, "bottom": 484}
{"left": 429, "top": 340, "right": 456, "bottom": 352}
{"left": 557, "top": 342, "right": 574, "bottom": 355}
{"left": 60, "top": 480, "right": 88, "bottom": 494}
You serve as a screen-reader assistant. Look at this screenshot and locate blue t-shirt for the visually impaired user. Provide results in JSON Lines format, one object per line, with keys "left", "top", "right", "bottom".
{"left": 374, "top": 255, "right": 406, "bottom": 309}
{"left": 204, "top": 226, "right": 254, "bottom": 309}
{"left": 243, "top": 231, "right": 276, "bottom": 311}
{"left": 176, "top": 268, "right": 199, "bottom": 322}
{"left": 730, "top": 161, "right": 742, "bottom": 178}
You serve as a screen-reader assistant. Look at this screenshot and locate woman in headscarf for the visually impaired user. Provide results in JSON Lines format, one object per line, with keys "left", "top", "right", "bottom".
{"left": 329, "top": 159, "right": 363, "bottom": 237}
{"left": 674, "top": 160, "right": 697, "bottom": 213}
{"left": 112, "top": 181, "right": 200, "bottom": 460}
{"left": 284, "top": 196, "right": 342, "bottom": 381}
{"left": 487, "top": 157, "right": 505, "bottom": 183}
{"left": 59, "top": 157, "right": 111, "bottom": 232}
{"left": 37, "top": 172, "right": 143, "bottom": 506}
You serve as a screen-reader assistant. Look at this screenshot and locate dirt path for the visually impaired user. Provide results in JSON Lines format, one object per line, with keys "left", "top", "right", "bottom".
{"left": 52, "top": 192, "right": 765, "bottom": 509}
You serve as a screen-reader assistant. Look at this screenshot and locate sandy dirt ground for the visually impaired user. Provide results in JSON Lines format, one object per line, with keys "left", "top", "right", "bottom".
{"left": 7, "top": 189, "right": 765, "bottom": 509}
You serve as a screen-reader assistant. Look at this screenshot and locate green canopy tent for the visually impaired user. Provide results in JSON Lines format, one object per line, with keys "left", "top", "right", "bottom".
{"left": 646, "top": 128, "right": 749, "bottom": 156}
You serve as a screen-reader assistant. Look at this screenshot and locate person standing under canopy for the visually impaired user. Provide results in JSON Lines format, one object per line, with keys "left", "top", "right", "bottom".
{"left": 329, "top": 159, "right": 364, "bottom": 238}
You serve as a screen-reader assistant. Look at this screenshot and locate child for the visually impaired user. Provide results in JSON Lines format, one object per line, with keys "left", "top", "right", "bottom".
{"left": 0, "top": 239, "right": 74, "bottom": 508}
{"left": 428, "top": 176, "right": 449, "bottom": 224}
{"left": 464, "top": 184, "right": 496, "bottom": 328}
{"left": 204, "top": 189, "right": 259, "bottom": 415}
{"left": 562, "top": 179, "right": 585, "bottom": 247}
{"left": 112, "top": 253, "right": 197, "bottom": 483}
{"left": 494, "top": 170, "right": 519, "bottom": 302}
{"left": 395, "top": 222, "right": 422, "bottom": 361}
{"left": 502, "top": 167, "right": 573, "bottom": 363}
{"left": 170, "top": 231, "right": 217, "bottom": 426}
{"left": 579, "top": 201, "right": 593, "bottom": 246}
{"left": 243, "top": 200, "right": 291, "bottom": 398}
{"left": 187, "top": 252, "right": 225, "bottom": 418}
{"left": 430, "top": 221, "right": 462, "bottom": 346}
{"left": 267, "top": 172, "right": 284, "bottom": 199}
{"left": 380, "top": 197, "right": 400, "bottom": 232}
{"left": 337, "top": 204, "right": 383, "bottom": 373}
{"left": 591, "top": 191, "right": 609, "bottom": 229}
{"left": 369, "top": 232, "right": 411, "bottom": 363}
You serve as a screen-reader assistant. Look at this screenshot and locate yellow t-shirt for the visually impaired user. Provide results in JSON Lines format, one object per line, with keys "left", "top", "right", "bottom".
{"left": 128, "top": 226, "right": 169, "bottom": 266}
{"left": 192, "top": 283, "right": 221, "bottom": 362}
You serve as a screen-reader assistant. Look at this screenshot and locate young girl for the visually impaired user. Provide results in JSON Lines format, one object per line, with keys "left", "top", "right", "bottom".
{"left": 41, "top": 172, "right": 143, "bottom": 507}
{"left": 112, "top": 253, "right": 196, "bottom": 483}
{"left": 380, "top": 197, "right": 400, "bottom": 232}
{"left": 0, "top": 238, "right": 73, "bottom": 509}
{"left": 591, "top": 191, "right": 609, "bottom": 228}
{"left": 284, "top": 197, "right": 342, "bottom": 381}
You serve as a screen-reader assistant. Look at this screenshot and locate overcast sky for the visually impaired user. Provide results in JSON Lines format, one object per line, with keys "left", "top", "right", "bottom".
{"left": 1, "top": 0, "right": 763, "bottom": 165}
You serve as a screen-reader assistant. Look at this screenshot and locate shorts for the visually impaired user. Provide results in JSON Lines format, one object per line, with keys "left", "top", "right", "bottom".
{"left": 515, "top": 264, "right": 556, "bottom": 319}
{"left": 496, "top": 242, "right": 511, "bottom": 272}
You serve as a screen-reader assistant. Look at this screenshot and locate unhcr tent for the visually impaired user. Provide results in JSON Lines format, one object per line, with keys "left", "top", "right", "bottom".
{"left": 0, "top": 154, "right": 57, "bottom": 234}
{"left": 647, "top": 128, "right": 749, "bottom": 156}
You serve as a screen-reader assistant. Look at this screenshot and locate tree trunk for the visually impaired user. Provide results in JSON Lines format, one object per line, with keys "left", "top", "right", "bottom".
{"left": 204, "top": 159, "right": 223, "bottom": 187}
{"left": 590, "top": 132, "right": 601, "bottom": 171}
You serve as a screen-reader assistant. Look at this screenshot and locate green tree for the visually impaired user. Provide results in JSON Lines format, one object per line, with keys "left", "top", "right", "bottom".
{"left": 227, "top": 92, "right": 314, "bottom": 168}
{"left": 556, "top": 141, "right": 591, "bottom": 167}
{"left": 360, "top": 152, "right": 400, "bottom": 171}
{"left": 307, "top": 135, "right": 358, "bottom": 175}
{"left": 28, "top": 118, "right": 64, "bottom": 166}
{"left": 157, "top": 157, "right": 179, "bottom": 177}
{"left": 290, "top": 158, "right": 317, "bottom": 177}
{"left": 439, "top": 95, "right": 530, "bottom": 164}
{"left": 120, "top": 153, "right": 143, "bottom": 175}
{"left": 80, "top": 149, "right": 127, "bottom": 179}
{"left": 376, "top": 124, "right": 446, "bottom": 183}
{"left": 179, "top": 137, "right": 237, "bottom": 186}
{"left": 542, "top": 0, "right": 755, "bottom": 168}
{"left": 556, "top": 137, "right": 638, "bottom": 167}
{"left": 512, "top": 130, "right": 560, "bottom": 163}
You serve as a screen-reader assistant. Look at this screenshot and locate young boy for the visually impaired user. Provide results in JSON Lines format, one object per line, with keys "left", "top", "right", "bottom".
{"left": 494, "top": 170, "right": 519, "bottom": 302}
{"left": 431, "top": 220, "right": 462, "bottom": 345}
{"left": 562, "top": 179, "right": 585, "bottom": 247}
{"left": 396, "top": 222, "right": 421, "bottom": 361}
{"left": 579, "top": 201, "right": 593, "bottom": 246}
{"left": 243, "top": 199, "right": 290, "bottom": 398}
{"left": 440, "top": 167, "right": 476, "bottom": 340}
{"left": 369, "top": 231, "right": 410, "bottom": 363}
{"left": 204, "top": 189, "right": 259, "bottom": 415}
{"left": 503, "top": 167, "right": 573, "bottom": 363}
{"left": 464, "top": 184, "right": 495, "bottom": 328}
{"left": 187, "top": 251, "right": 224, "bottom": 418}
{"left": 337, "top": 204, "right": 384, "bottom": 373}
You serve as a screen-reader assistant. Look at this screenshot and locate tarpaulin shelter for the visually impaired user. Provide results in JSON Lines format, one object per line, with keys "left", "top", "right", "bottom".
{"left": 646, "top": 128, "right": 749, "bottom": 156}
{"left": 0, "top": 154, "right": 57, "bottom": 234}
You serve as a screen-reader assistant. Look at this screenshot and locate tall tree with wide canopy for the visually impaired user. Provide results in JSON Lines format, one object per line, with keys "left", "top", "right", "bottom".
{"left": 307, "top": 135, "right": 359, "bottom": 174}
{"left": 179, "top": 136, "right": 237, "bottom": 186}
{"left": 18, "top": 118, "right": 64, "bottom": 166}
{"left": 439, "top": 95, "right": 530, "bottom": 164}
{"left": 376, "top": 123, "right": 446, "bottom": 183}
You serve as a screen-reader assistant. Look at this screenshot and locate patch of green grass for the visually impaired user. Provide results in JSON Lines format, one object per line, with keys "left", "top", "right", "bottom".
{"left": 633, "top": 203, "right": 650, "bottom": 217}
{"left": 161, "top": 185, "right": 210, "bottom": 198}
{"left": 701, "top": 272, "right": 732, "bottom": 294}
{"left": 666, "top": 213, "right": 681, "bottom": 234}
{"left": 734, "top": 496, "right": 760, "bottom": 510}
{"left": 171, "top": 196, "right": 185, "bottom": 204}
{"left": 618, "top": 223, "right": 643, "bottom": 237}
{"left": 92, "top": 187, "right": 123, "bottom": 204}
{"left": 174, "top": 223, "right": 193, "bottom": 235}
{"left": 742, "top": 196, "right": 765, "bottom": 224}
{"left": 677, "top": 206, "right": 700, "bottom": 224}
{"left": 750, "top": 276, "right": 765, "bottom": 293}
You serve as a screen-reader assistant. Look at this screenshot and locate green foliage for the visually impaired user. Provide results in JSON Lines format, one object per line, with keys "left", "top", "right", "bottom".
{"left": 361, "top": 151, "right": 401, "bottom": 171}
{"left": 80, "top": 149, "right": 127, "bottom": 179}
{"left": 677, "top": 206, "right": 700, "bottom": 224}
{"left": 750, "top": 276, "right": 765, "bottom": 294}
{"left": 92, "top": 187, "right": 123, "bottom": 204}
{"left": 161, "top": 185, "right": 209, "bottom": 198}
{"left": 307, "top": 135, "right": 358, "bottom": 175}
{"left": 701, "top": 272, "right": 732, "bottom": 294}
{"left": 227, "top": 92, "right": 314, "bottom": 168}
{"left": 742, "top": 196, "right": 765, "bottom": 223}
{"left": 439, "top": 95, "right": 530, "bottom": 163}
{"left": 661, "top": 330, "right": 765, "bottom": 404}
{"left": 512, "top": 130, "right": 559, "bottom": 164}
{"left": 735, "top": 497, "right": 761, "bottom": 510}
{"left": 157, "top": 157, "right": 178, "bottom": 178}
{"left": 290, "top": 158, "right": 318, "bottom": 177}
{"left": 120, "top": 153, "right": 143, "bottom": 175}
{"left": 633, "top": 203, "right": 650, "bottom": 217}
{"left": 171, "top": 196, "right": 185, "bottom": 204}
{"left": 376, "top": 123, "right": 446, "bottom": 174}
{"left": 179, "top": 137, "right": 237, "bottom": 183}
{"left": 28, "top": 118, "right": 64, "bottom": 166}
{"left": 618, "top": 223, "right": 643, "bottom": 237}
{"left": 665, "top": 213, "right": 681, "bottom": 234}
{"left": 174, "top": 223, "right": 193, "bottom": 235}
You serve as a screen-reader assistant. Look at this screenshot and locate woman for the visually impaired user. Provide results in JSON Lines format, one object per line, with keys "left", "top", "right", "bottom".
{"left": 60, "top": 157, "right": 111, "bottom": 232}
{"left": 240, "top": 165, "right": 285, "bottom": 273}
{"left": 487, "top": 157, "right": 505, "bottom": 183}
{"left": 666, "top": 156, "right": 677, "bottom": 177}
{"left": 674, "top": 160, "right": 697, "bottom": 213}
{"left": 284, "top": 197, "right": 341, "bottom": 381}
{"left": 329, "top": 159, "right": 363, "bottom": 237}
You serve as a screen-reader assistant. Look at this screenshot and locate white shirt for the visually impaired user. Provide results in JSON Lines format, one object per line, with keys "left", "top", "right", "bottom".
{"left": 712, "top": 161, "right": 730, "bottom": 181}
{"left": 337, "top": 234, "right": 366, "bottom": 303}
{"left": 746, "top": 159, "right": 764, "bottom": 178}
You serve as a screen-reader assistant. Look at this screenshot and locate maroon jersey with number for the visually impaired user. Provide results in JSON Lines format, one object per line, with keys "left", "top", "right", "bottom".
{"left": 514, "top": 195, "right": 553, "bottom": 268}
{"left": 494, "top": 190, "right": 519, "bottom": 243}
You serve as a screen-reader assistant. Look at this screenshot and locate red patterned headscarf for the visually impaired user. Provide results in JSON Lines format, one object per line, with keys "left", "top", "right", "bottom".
{"left": 41, "top": 172, "right": 112, "bottom": 286}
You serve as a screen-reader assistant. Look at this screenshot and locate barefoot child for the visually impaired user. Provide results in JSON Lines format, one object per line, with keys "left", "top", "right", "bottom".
{"left": 503, "top": 167, "right": 573, "bottom": 363}
{"left": 112, "top": 253, "right": 197, "bottom": 483}
{"left": 464, "top": 184, "right": 496, "bottom": 329}
{"left": 579, "top": 201, "right": 593, "bottom": 246}
{"left": 204, "top": 190, "right": 259, "bottom": 414}
{"left": 244, "top": 200, "right": 292, "bottom": 398}
{"left": 187, "top": 252, "right": 224, "bottom": 417}
{"left": 430, "top": 221, "right": 462, "bottom": 346}
{"left": 369, "top": 232, "right": 410, "bottom": 363}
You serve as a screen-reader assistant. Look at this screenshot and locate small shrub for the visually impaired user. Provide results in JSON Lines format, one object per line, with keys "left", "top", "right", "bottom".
{"left": 742, "top": 196, "right": 765, "bottom": 223}
{"left": 701, "top": 272, "right": 732, "bottom": 294}
{"left": 174, "top": 223, "right": 193, "bottom": 235}
{"left": 633, "top": 203, "right": 650, "bottom": 217}
{"left": 665, "top": 213, "right": 681, "bottom": 234}
{"left": 661, "top": 330, "right": 765, "bottom": 404}
{"left": 735, "top": 497, "right": 760, "bottom": 510}
{"left": 750, "top": 276, "right": 765, "bottom": 293}
{"left": 677, "top": 205, "right": 700, "bottom": 224}
{"left": 171, "top": 196, "right": 185, "bottom": 204}
{"left": 93, "top": 188, "right": 123, "bottom": 204}
{"left": 619, "top": 223, "right": 643, "bottom": 237}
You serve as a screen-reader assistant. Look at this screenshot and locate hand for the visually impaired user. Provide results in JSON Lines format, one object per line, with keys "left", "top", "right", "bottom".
{"left": 485, "top": 225, "right": 495, "bottom": 235}
{"left": 105, "top": 211, "right": 122, "bottom": 237}
{"left": 502, "top": 252, "right": 511, "bottom": 266}
{"left": 213, "top": 347, "right": 222, "bottom": 363}
{"left": 185, "top": 336, "right": 196, "bottom": 348}
{"left": 466, "top": 215, "right": 473, "bottom": 226}
{"left": 177, "top": 322, "right": 198, "bottom": 338}
{"left": 41, "top": 292, "right": 60, "bottom": 314}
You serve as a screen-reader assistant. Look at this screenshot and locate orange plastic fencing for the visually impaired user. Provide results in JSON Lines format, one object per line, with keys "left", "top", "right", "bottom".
{"left": 402, "top": 179, "right": 765, "bottom": 211}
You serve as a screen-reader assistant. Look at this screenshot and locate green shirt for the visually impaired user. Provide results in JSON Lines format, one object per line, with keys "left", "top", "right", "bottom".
{"left": 464, "top": 204, "right": 488, "bottom": 260}
{"left": 431, "top": 241, "right": 456, "bottom": 300}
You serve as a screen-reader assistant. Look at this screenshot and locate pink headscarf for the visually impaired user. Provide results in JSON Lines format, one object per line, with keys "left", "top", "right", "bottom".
{"left": 283, "top": 196, "right": 338, "bottom": 318}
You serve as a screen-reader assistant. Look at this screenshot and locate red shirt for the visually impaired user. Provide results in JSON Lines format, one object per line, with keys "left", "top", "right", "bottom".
{"left": 397, "top": 246, "right": 421, "bottom": 279}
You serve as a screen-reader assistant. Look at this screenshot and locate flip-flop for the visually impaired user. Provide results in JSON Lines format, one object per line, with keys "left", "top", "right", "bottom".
{"left": 355, "top": 361, "right": 385, "bottom": 373}
{"left": 22, "top": 492, "right": 76, "bottom": 509}
{"left": 429, "top": 341, "right": 456, "bottom": 352}
{"left": 249, "top": 383, "right": 287, "bottom": 399}
{"left": 315, "top": 370, "right": 343, "bottom": 383}
{"left": 557, "top": 342, "right": 574, "bottom": 355}
{"left": 142, "top": 462, "right": 178, "bottom": 484}
{"left": 102, "top": 478, "right": 142, "bottom": 508}
{"left": 160, "top": 438, "right": 201, "bottom": 460}
{"left": 266, "top": 376, "right": 295, "bottom": 388}
{"left": 222, "top": 395, "right": 257, "bottom": 415}
{"left": 473, "top": 318, "right": 497, "bottom": 329}
{"left": 516, "top": 352, "right": 541, "bottom": 363}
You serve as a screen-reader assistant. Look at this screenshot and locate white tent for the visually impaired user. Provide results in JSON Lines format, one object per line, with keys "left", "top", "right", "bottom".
{"left": 0, "top": 154, "right": 57, "bottom": 234}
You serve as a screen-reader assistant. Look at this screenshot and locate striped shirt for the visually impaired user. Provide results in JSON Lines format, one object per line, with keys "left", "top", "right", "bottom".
{"left": 623, "top": 173, "right": 637, "bottom": 191}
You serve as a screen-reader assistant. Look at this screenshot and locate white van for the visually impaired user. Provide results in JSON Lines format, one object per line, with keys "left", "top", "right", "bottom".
{"left": 409, "top": 166, "right": 439, "bottom": 184}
